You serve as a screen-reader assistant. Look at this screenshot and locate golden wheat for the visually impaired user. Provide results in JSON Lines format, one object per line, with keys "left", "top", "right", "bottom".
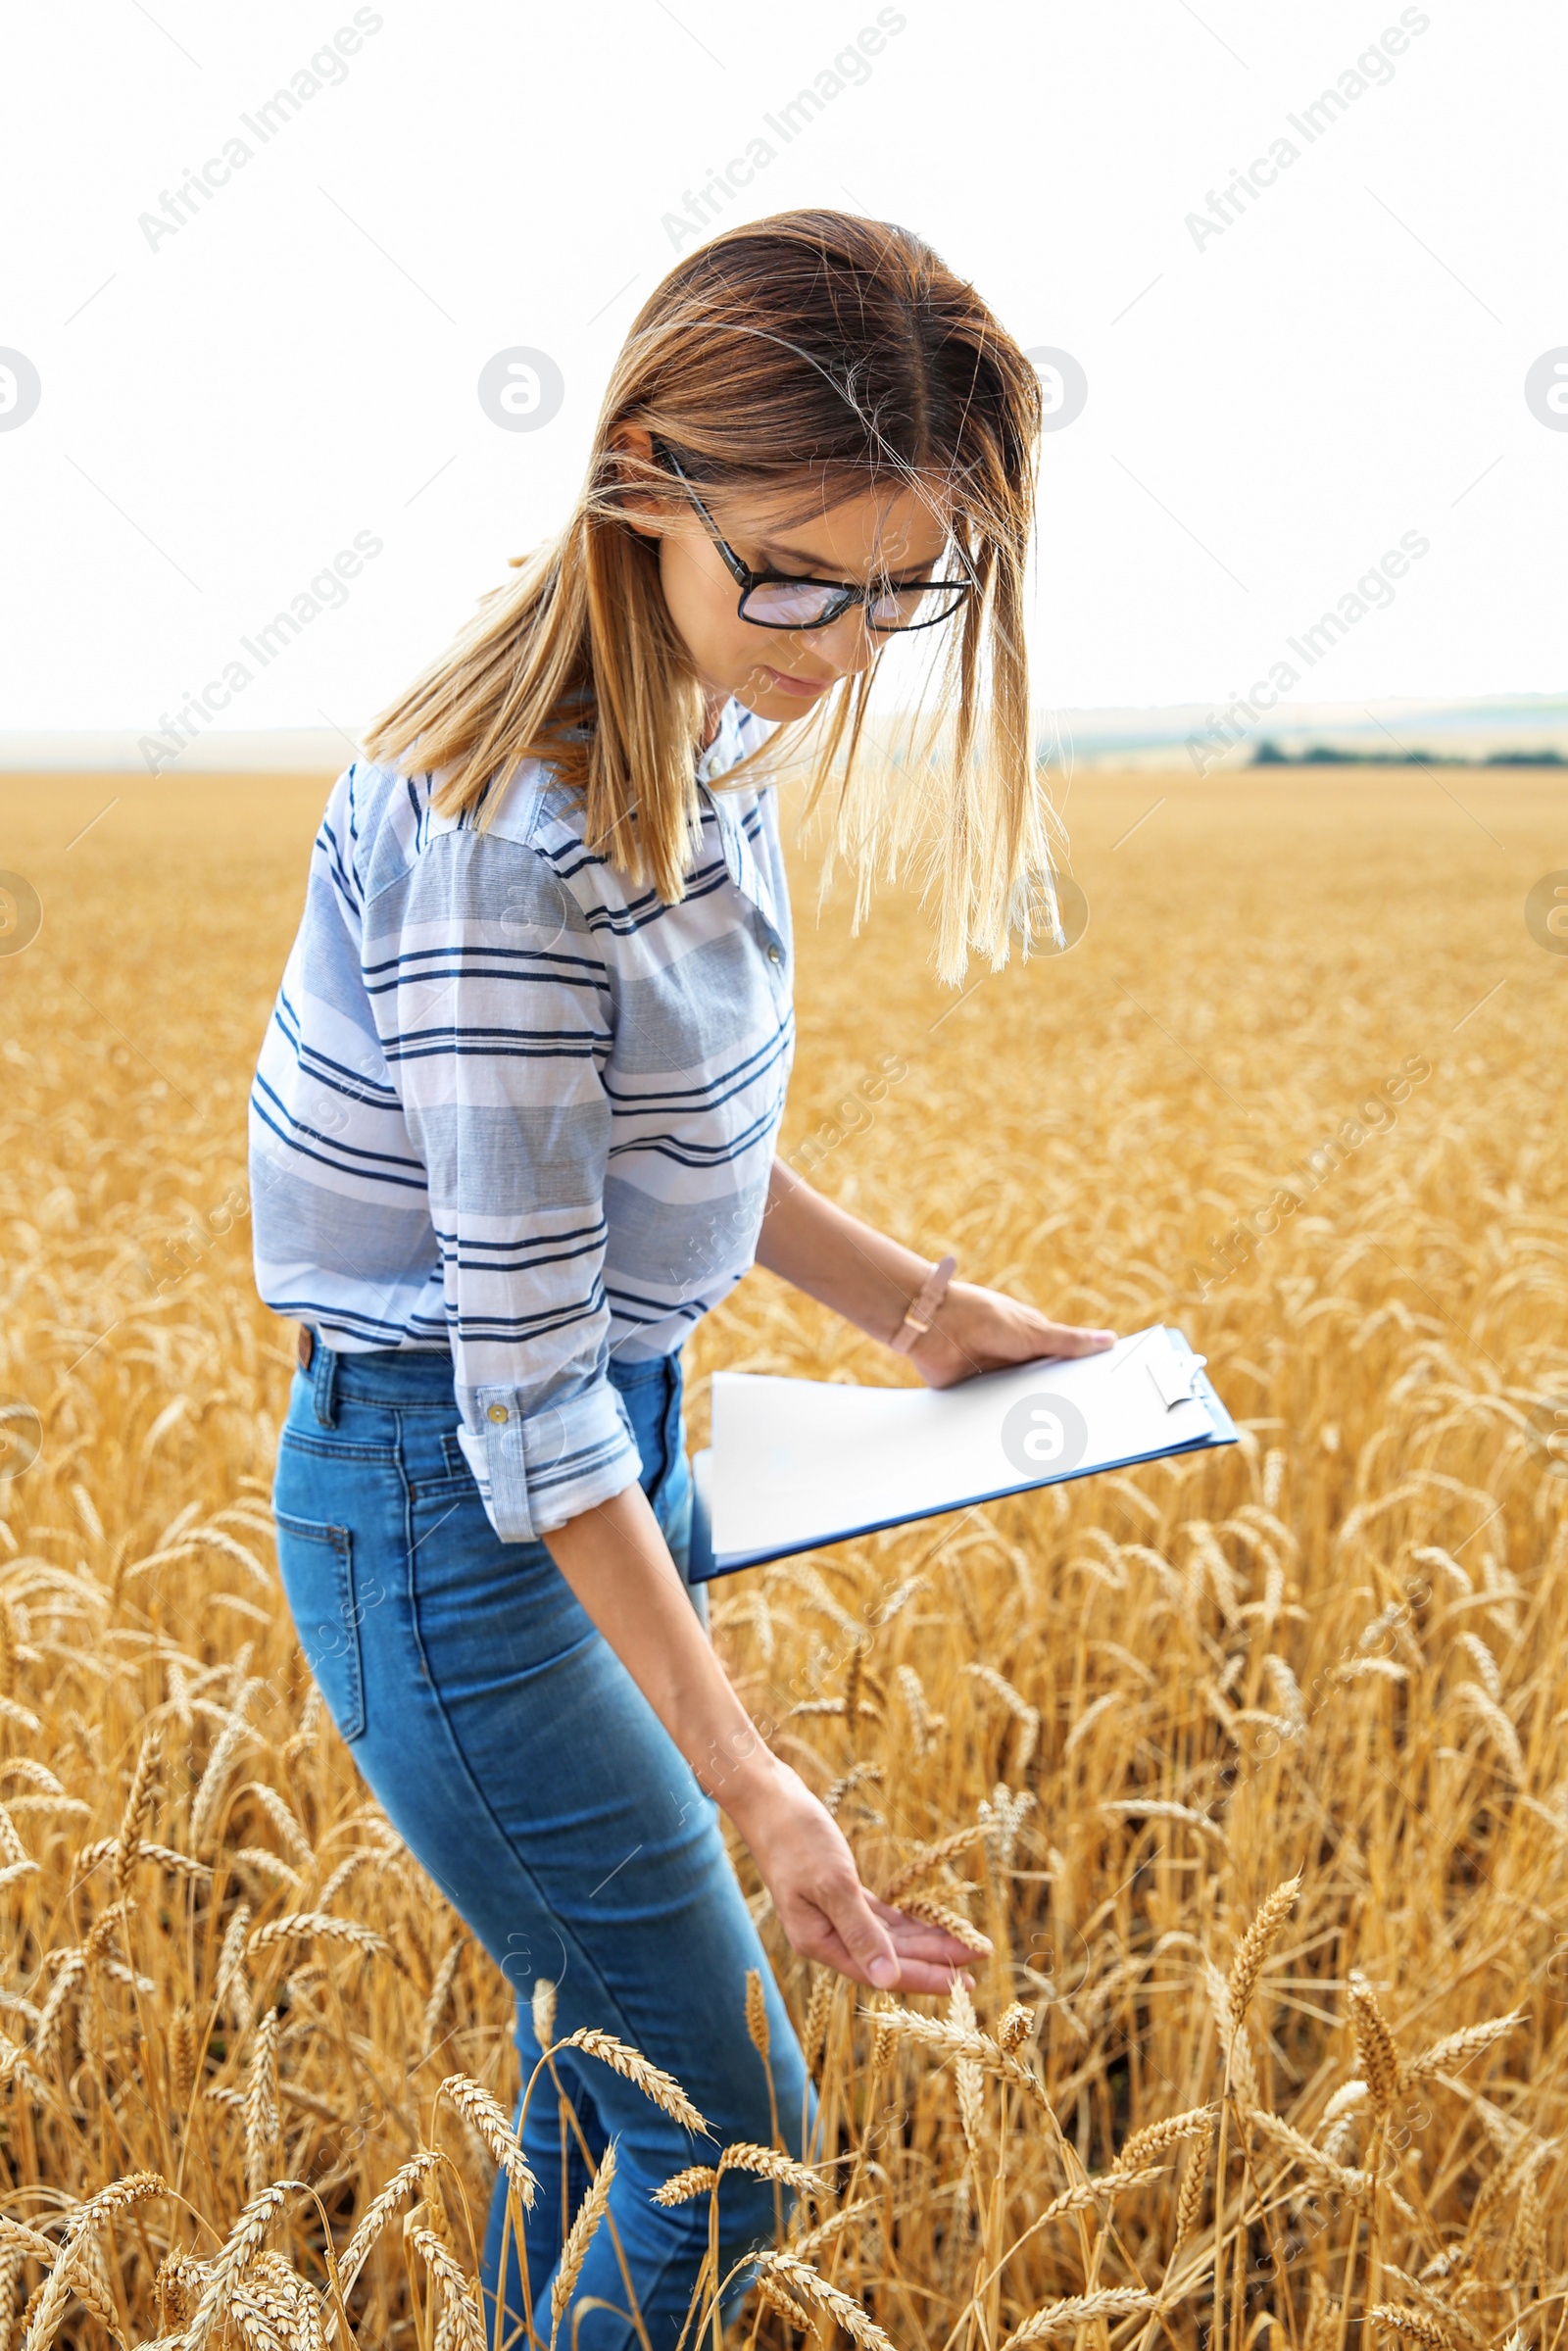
{"left": 1002, "top": 2287, "right": 1159, "bottom": 2343}
{"left": 548, "top": 2140, "right": 616, "bottom": 2349}
{"left": 714, "top": 2143, "right": 825, "bottom": 2193}
{"left": 1368, "top": 2306, "right": 1457, "bottom": 2351}
{"left": 751, "top": 2252, "right": 896, "bottom": 2351}
{"left": 435, "top": 2074, "right": 537, "bottom": 2206}
{"left": 411, "top": 2227, "right": 485, "bottom": 2351}
{"left": 0, "top": 767, "right": 1565, "bottom": 2349}
{"left": 553, "top": 2028, "right": 708, "bottom": 2134}
{"left": 744, "top": 1967, "right": 771, "bottom": 2069}
{"left": 652, "top": 2166, "right": 721, "bottom": 2209}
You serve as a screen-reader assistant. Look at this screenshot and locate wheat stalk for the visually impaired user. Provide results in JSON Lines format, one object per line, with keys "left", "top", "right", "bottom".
{"left": 755, "top": 2270, "right": 816, "bottom": 2330}
{"left": 156, "top": 2253, "right": 207, "bottom": 2328}
{"left": 997, "top": 2000, "right": 1034, "bottom": 2054}
{"left": 189, "top": 1717, "right": 248, "bottom": 1855}
{"left": 241, "top": 1782, "right": 315, "bottom": 1871}
{"left": 1378, "top": 2269, "right": 1486, "bottom": 2351}
{"left": 215, "top": 1902, "right": 255, "bottom": 2033}
{"left": 949, "top": 1980, "right": 984, "bottom": 2166}
{"left": 226, "top": 2270, "right": 298, "bottom": 2351}
{"left": 315, "top": 1848, "right": 375, "bottom": 1909}
{"left": 59, "top": 2252, "right": 129, "bottom": 2351}
{"left": 963, "top": 1663, "right": 1041, "bottom": 1773}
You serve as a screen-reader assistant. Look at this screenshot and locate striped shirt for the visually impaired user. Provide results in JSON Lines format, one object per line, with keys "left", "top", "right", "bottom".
{"left": 248, "top": 697, "right": 794, "bottom": 1541}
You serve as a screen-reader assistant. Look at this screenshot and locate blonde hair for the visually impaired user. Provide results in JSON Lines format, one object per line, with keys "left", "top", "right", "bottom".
{"left": 364, "top": 208, "right": 1054, "bottom": 979}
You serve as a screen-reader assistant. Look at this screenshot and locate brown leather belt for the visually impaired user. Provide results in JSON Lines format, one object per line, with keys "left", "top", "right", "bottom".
{"left": 296, "top": 1324, "right": 316, "bottom": 1371}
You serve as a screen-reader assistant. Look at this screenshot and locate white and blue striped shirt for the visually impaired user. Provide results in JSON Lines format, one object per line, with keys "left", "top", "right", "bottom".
{"left": 248, "top": 698, "right": 794, "bottom": 1541}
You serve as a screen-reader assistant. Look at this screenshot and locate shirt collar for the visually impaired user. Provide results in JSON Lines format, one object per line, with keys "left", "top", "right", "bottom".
{"left": 695, "top": 697, "right": 748, "bottom": 786}
{"left": 693, "top": 703, "right": 781, "bottom": 933}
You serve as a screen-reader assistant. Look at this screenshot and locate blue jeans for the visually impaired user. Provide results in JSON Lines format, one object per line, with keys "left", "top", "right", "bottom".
{"left": 271, "top": 1338, "right": 810, "bottom": 2351}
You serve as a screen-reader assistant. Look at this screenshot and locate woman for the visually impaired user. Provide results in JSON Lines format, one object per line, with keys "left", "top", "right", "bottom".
{"left": 249, "top": 209, "right": 1114, "bottom": 2349}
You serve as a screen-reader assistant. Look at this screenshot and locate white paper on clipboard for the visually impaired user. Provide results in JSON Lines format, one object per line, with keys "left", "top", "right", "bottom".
{"left": 686, "top": 1324, "right": 1236, "bottom": 1581}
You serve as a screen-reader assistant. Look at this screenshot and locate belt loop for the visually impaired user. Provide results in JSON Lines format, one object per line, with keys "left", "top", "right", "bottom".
{"left": 311, "top": 1331, "right": 340, "bottom": 1428}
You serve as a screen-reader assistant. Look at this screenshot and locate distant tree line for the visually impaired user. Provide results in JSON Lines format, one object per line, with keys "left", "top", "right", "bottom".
{"left": 1250, "top": 740, "right": 1565, "bottom": 767}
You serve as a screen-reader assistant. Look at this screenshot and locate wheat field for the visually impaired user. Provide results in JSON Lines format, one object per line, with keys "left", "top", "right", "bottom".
{"left": 0, "top": 764, "right": 1564, "bottom": 2351}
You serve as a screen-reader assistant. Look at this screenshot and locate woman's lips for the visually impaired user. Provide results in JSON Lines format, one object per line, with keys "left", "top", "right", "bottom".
{"left": 759, "top": 665, "right": 833, "bottom": 701}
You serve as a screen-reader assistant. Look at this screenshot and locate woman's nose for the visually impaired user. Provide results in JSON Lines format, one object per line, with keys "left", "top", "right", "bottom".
{"left": 805, "top": 608, "right": 878, "bottom": 679}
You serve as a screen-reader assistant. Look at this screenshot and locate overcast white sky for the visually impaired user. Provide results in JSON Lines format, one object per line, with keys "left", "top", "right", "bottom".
{"left": 3, "top": 0, "right": 1564, "bottom": 740}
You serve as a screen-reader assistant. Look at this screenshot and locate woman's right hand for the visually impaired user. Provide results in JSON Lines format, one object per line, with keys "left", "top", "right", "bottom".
{"left": 726, "top": 1754, "right": 987, "bottom": 1994}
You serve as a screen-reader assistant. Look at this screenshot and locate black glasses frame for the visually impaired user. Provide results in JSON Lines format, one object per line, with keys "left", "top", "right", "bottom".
{"left": 651, "top": 440, "right": 975, "bottom": 634}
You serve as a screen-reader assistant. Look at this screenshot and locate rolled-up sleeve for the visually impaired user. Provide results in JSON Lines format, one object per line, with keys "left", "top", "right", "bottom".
{"left": 366, "top": 824, "right": 640, "bottom": 1540}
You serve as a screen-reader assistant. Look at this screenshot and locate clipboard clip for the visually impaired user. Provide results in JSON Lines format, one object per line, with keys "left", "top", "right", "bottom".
{"left": 1147, "top": 1342, "right": 1208, "bottom": 1410}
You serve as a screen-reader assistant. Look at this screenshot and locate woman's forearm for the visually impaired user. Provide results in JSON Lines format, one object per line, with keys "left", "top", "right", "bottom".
{"left": 534, "top": 1165, "right": 1108, "bottom": 1990}
{"left": 756, "top": 1158, "right": 929, "bottom": 1344}
{"left": 541, "top": 1478, "right": 980, "bottom": 1992}
{"left": 755, "top": 1157, "right": 1117, "bottom": 1387}
{"left": 541, "top": 1481, "right": 780, "bottom": 1820}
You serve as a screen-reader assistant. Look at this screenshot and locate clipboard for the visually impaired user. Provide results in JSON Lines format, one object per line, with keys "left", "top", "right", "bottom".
{"left": 686, "top": 1325, "right": 1237, "bottom": 1582}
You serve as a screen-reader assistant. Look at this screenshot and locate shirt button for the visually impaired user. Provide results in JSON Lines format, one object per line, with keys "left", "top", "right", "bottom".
{"left": 767, "top": 944, "right": 782, "bottom": 964}
{"left": 486, "top": 1403, "right": 510, "bottom": 1424}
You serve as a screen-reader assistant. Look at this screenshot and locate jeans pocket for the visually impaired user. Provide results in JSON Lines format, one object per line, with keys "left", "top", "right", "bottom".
{"left": 273, "top": 1510, "right": 368, "bottom": 1741}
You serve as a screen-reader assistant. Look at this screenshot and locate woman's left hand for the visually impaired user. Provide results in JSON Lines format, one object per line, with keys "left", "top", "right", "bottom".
{"left": 908, "top": 1281, "right": 1115, "bottom": 1390}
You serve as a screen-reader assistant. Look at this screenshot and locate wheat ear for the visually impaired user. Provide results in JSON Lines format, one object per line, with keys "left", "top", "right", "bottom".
{"left": 745, "top": 1969, "right": 770, "bottom": 2066}
{"left": 1002, "top": 2290, "right": 1159, "bottom": 2346}
{"left": 716, "top": 2142, "right": 826, "bottom": 2193}
{"left": 436, "top": 2074, "right": 537, "bottom": 2206}
{"left": 752, "top": 2252, "right": 897, "bottom": 2351}
{"left": 411, "top": 2229, "right": 484, "bottom": 2351}
{"left": 550, "top": 2139, "right": 617, "bottom": 2350}
{"left": 1225, "top": 1873, "right": 1300, "bottom": 2027}
{"left": 1367, "top": 2307, "right": 1455, "bottom": 2351}
{"left": 336, "top": 2154, "right": 445, "bottom": 2293}
{"left": 1348, "top": 1972, "right": 1402, "bottom": 2114}
{"left": 652, "top": 2166, "right": 720, "bottom": 2207}
{"left": 1114, "top": 2106, "right": 1212, "bottom": 2173}
{"left": 556, "top": 2029, "right": 706, "bottom": 2133}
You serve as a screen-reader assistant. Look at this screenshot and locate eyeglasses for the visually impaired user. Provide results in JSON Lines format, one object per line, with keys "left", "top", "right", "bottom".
{"left": 651, "top": 440, "right": 974, "bottom": 633}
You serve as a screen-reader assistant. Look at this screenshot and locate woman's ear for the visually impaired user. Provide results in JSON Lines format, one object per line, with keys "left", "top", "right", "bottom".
{"left": 610, "top": 424, "right": 667, "bottom": 540}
